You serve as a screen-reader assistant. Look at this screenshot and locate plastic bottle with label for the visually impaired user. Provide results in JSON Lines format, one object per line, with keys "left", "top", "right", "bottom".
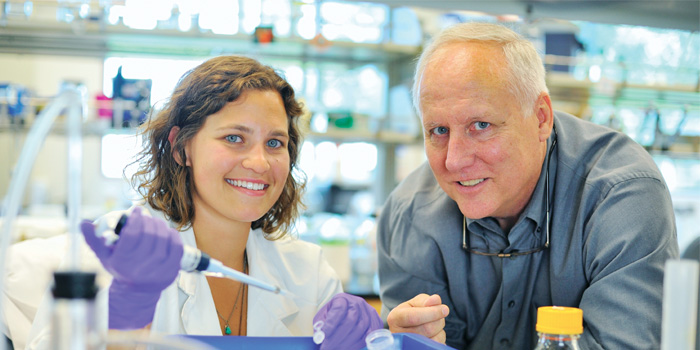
{"left": 533, "top": 306, "right": 583, "bottom": 350}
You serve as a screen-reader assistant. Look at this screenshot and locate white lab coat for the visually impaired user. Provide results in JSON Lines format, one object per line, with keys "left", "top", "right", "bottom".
{"left": 5, "top": 205, "right": 343, "bottom": 349}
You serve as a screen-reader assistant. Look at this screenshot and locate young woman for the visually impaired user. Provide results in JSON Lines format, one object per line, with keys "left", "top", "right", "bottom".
{"left": 23, "top": 55, "right": 342, "bottom": 348}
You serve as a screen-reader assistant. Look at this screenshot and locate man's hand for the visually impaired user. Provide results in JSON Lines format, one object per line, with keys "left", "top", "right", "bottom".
{"left": 387, "top": 294, "right": 449, "bottom": 344}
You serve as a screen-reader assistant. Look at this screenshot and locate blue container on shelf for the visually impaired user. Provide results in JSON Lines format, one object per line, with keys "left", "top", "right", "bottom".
{"left": 181, "top": 333, "right": 455, "bottom": 350}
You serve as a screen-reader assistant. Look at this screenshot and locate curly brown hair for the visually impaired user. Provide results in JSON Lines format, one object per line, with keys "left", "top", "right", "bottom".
{"left": 130, "top": 55, "right": 306, "bottom": 239}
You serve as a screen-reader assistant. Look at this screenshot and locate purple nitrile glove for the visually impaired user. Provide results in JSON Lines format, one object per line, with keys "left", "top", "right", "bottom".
{"left": 81, "top": 207, "right": 183, "bottom": 330}
{"left": 312, "top": 292, "right": 384, "bottom": 350}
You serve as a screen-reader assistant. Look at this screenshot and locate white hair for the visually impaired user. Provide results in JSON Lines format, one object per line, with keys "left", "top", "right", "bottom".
{"left": 412, "top": 22, "right": 549, "bottom": 117}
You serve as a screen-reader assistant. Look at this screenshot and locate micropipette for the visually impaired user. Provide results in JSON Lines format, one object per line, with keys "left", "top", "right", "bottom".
{"left": 95, "top": 214, "right": 289, "bottom": 295}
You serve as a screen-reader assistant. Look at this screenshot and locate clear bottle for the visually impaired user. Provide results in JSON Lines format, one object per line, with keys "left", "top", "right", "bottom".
{"left": 51, "top": 271, "right": 99, "bottom": 350}
{"left": 533, "top": 306, "right": 583, "bottom": 350}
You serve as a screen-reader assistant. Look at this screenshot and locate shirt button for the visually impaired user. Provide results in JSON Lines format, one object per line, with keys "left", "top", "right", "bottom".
{"left": 508, "top": 300, "right": 515, "bottom": 308}
{"left": 536, "top": 227, "right": 542, "bottom": 233}
{"left": 500, "top": 338, "right": 510, "bottom": 346}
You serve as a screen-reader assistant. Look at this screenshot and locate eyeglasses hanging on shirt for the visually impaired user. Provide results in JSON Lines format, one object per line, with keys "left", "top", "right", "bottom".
{"left": 462, "top": 124, "right": 558, "bottom": 258}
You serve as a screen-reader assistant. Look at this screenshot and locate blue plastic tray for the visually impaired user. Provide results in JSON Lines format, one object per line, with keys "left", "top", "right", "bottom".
{"left": 181, "top": 335, "right": 314, "bottom": 350}
{"left": 181, "top": 333, "right": 455, "bottom": 350}
{"left": 384, "top": 333, "right": 455, "bottom": 350}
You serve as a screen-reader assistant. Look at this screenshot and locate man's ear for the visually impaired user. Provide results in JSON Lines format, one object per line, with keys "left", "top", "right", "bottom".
{"left": 535, "top": 93, "right": 554, "bottom": 142}
{"left": 168, "top": 126, "right": 185, "bottom": 166}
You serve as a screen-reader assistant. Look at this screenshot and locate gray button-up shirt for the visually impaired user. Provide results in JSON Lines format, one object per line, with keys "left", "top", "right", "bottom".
{"left": 377, "top": 111, "right": 679, "bottom": 349}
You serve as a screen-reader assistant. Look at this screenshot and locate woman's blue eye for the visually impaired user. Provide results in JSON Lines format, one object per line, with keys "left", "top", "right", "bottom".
{"left": 475, "top": 122, "right": 490, "bottom": 130}
{"left": 433, "top": 126, "right": 448, "bottom": 135}
{"left": 225, "top": 135, "right": 241, "bottom": 143}
{"left": 267, "top": 139, "right": 283, "bottom": 148}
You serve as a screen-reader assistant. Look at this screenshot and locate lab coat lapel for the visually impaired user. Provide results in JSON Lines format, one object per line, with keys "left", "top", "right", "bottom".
{"left": 178, "top": 267, "right": 222, "bottom": 335}
{"left": 246, "top": 231, "right": 300, "bottom": 336}
{"left": 177, "top": 226, "right": 221, "bottom": 335}
{"left": 248, "top": 287, "right": 300, "bottom": 336}
{"left": 173, "top": 225, "right": 303, "bottom": 335}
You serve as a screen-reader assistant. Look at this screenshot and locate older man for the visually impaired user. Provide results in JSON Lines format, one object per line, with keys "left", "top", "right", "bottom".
{"left": 377, "top": 22, "right": 678, "bottom": 349}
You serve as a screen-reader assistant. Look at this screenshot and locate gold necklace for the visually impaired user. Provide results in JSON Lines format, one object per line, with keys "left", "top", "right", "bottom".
{"left": 214, "top": 250, "right": 248, "bottom": 335}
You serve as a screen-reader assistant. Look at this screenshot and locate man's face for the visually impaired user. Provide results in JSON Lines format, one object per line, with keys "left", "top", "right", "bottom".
{"left": 419, "top": 42, "right": 550, "bottom": 229}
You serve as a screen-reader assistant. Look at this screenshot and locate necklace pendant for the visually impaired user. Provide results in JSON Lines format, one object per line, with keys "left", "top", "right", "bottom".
{"left": 224, "top": 325, "right": 232, "bottom": 335}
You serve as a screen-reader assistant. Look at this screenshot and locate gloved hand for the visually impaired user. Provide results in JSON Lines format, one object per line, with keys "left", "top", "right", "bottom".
{"left": 81, "top": 207, "right": 183, "bottom": 329}
{"left": 312, "top": 293, "right": 384, "bottom": 350}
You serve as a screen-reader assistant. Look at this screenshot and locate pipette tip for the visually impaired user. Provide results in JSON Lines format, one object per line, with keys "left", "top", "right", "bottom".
{"left": 276, "top": 287, "right": 291, "bottom": 296}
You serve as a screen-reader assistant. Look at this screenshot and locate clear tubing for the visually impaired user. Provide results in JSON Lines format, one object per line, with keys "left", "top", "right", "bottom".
{"left": 0, "top": 88, "right": 83, "bottom": 350}
{"left": 65, "top": 90, "right": 83, "bottom": 271}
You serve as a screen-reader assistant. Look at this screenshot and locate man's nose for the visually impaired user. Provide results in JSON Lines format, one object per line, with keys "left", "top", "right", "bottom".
{"left": 445, "top": 135, "right": 476, "bottom": 173}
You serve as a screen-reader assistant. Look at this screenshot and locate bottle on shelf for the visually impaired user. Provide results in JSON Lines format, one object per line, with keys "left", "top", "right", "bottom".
{"left": 534, "top": 306, "right": 583, "bottom": 350}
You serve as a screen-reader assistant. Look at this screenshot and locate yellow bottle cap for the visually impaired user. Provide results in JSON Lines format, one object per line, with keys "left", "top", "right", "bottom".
{"left": 536, "top": 306, "right": 583, "bottom": 335}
